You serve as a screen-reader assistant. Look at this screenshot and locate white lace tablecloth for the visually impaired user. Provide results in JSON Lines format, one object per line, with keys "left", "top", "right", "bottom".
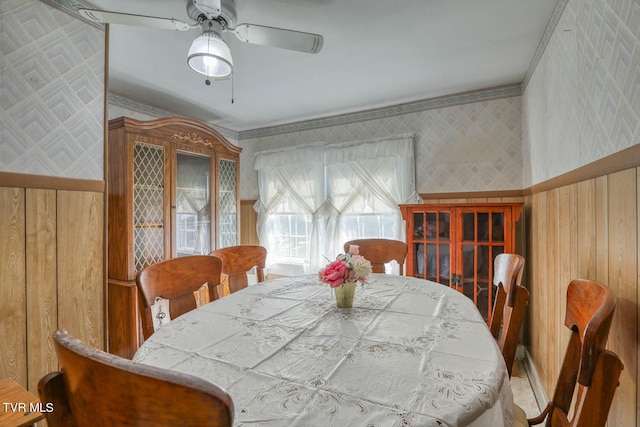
{"left": 133, "top": 274, "right": 513, "bottom": 427}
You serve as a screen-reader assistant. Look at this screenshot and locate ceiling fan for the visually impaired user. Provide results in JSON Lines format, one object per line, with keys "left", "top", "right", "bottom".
{"left": 79, "top": 0, "right": 324, "bottom": 79}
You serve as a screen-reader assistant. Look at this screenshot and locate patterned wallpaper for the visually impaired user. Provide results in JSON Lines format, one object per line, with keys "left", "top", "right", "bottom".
{"left": 240, "top": 96, "right": 523, "bottom": 199}
{"left": 109, "top": 94, "right": 523, "bottom": 200}
{"left": 0, "top": 0, "right": 104, "bottom": 180}
{"left": 523, "top": 0, "right": 640, "bottom": 186}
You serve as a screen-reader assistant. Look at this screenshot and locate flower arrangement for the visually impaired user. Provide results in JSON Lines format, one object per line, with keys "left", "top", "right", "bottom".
{"left": 319, "top": 245, "right": 372, "bottom": 288}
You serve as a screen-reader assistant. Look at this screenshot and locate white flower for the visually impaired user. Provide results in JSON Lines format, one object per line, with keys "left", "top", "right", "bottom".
{"left": 347, "top": 254, "right": 372, "bottom": 282}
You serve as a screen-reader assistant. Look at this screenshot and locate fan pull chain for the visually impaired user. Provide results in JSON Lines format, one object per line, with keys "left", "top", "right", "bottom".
{"left": 231, "top": 73, "right": 234, "bottom": 104}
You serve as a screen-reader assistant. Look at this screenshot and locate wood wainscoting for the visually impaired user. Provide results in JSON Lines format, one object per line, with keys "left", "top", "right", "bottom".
{"left": 0, "top": 175, "right": 105, "bottom": 395}
{"left": 240, "top": 200, "right": 259, "bottom": 245}
{"left": 525, "top": 166, "right": 638, "bottom": 426}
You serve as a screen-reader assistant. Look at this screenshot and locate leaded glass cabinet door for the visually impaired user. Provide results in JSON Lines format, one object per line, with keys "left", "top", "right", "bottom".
{"left": 132, "top": 140, "right": 171, "bottom": 273}
{"left": 217, "top": 156, "right": 239, "bottom": 248}
{"left": 174, "top": 150, "right": 213, "bottom": 257}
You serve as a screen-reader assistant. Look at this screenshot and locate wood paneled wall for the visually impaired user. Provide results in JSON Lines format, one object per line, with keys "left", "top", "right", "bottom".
{"left": 240, "top": 200, "right": 259, "bottom": 245}
{"left": 0, "top": 185, "right": 104, "bottom": 394}
{"left": 525, "top": 167, "right": 638, "bottom": 426}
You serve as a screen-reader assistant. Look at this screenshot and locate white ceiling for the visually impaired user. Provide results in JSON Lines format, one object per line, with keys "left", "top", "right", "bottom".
{"left": 89, "top": 0, "right": 558, "bottom": 133}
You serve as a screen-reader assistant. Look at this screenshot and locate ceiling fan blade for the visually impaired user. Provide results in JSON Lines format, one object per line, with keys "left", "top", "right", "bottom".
{"left": 78, "top": 9, "right": 194, "bottom": 31}
{"left": 232, "top": 23, "right": 323, "bottom": 54}
{"left": 193, "top": 0, "right": 222, "bottom": 18}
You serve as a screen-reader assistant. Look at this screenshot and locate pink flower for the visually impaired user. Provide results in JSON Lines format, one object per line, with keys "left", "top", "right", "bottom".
{"left": 319, "top": 246, "right": 372, "bottom": 289}
{"left": 320, "top": 259, "right": 349, "bottom": 288}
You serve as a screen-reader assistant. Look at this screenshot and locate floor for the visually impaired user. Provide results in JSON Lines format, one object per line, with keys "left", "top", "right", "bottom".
{"left": 511, "top": 358, "right": 540, "bottom": 418}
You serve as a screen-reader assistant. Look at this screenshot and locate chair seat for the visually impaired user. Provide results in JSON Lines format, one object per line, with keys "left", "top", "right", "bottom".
{"left": 514, "top": 404, "right": 529, "bottom": 427}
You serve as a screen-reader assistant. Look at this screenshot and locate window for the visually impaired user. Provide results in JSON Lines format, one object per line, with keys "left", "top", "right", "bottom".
{"left": 341, "top": 214, "right": 399, "bottom": 241}
{"left": 255, "top": 134, "right": 420, "bottom": 272}
{"left": 176, "top": 213, "right": 198, "bottom": 254}
{"left": 270, "top": 214, "right": 312, "bottom": 261}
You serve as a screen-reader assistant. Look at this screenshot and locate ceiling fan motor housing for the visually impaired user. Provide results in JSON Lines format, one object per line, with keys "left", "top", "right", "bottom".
{"left": 188, "top": 0, "right": 237, "bottom": 28}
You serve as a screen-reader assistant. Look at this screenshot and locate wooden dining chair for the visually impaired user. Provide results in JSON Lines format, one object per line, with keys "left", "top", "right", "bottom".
{"left": 38, "top": 329, "right": 233, "bottom": 427}
{"left": 343, "top": 239, "right": 408, "bottom": 275}
{"left": 514, "top": 279, "right": 623, "bottom": 427}
{"left": 209, "top": 245, "right": 267, "bottom": 295}
{"left": 489, "top": 253, "right": 528, "bottom": 377}
{"left": 136, "top": 255, "right": 223, "bottom": 340}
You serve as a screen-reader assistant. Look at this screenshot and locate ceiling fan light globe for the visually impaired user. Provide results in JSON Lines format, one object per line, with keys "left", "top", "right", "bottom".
{"left": 187, "top": 33, "right": 233, "bottom": 78}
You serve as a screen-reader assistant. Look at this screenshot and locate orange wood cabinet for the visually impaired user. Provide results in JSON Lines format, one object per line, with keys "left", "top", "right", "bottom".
{"left": 107, "top": 117, "right": 241, "bottom": 358}
{"left": 400, "top": 203, "right": 523, "bottom": 322}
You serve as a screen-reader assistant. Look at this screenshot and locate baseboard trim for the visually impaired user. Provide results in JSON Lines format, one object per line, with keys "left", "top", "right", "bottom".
{"left": 521, "top": 346, "right": 548, "bottom": 412}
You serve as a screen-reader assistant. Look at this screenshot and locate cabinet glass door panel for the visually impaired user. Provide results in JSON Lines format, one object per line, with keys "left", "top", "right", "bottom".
{"left": 412, "top": 210, "right": 451, "bottom": 285}
{"left": 412, "top": 212, "right": 424, "bottom": 240}
{"left": 133, "top": 141, "right": 166, "bottom": 271}
{"left": 478, "top": 212, "right": 490, "bottom": 241}
{"left": 218, "top": 158, "right": 238, "bottom": 248}
{"left": 460, "top": 244, "right": 476, "bottom": 295}
{"left": 491, "top": 212, "right": 505, "bottom": 242}
{"left": 462, "top": 212, "right": 474, "bottom": 241}
{"left": 416, "top": 243, "right": 451, "bottom": 284}
{"left": 176, "top": 152, "right": 211, "bottom": 256}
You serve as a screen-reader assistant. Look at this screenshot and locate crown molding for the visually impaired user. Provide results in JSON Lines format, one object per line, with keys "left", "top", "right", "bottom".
{"left": 522, "top": 0, "right": 568, "bottom": 90}
{"left": 236, "top": 84, "right": 522, "bottom": 140}
{"left": 110, "top": 86, "right": 521, "bottom": 142}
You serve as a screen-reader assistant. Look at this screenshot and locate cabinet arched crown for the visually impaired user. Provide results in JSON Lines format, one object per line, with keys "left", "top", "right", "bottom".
{"left": 108, "top": 116, "right": 242, "bottom": 155}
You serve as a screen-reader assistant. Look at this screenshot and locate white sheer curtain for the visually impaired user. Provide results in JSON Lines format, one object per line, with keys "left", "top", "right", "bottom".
{"left": 254, "top": 144, "right": 327, "bottom": 272}
{"left": 254, "top": 134, "right": 421, "bottom": 273}
{"left": 175, "top": 154, "right": 211, "bottom": 255}
{"left": 324, "top": 134, "right": 421, "bottom": 261}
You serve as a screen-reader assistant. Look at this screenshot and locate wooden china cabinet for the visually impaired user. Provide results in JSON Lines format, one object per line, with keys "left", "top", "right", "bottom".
{"left": 107, "top": 116, "right": 241, "bottom": 358}
{"left": 400, "top": 203, "right": 523, "bottom": 323}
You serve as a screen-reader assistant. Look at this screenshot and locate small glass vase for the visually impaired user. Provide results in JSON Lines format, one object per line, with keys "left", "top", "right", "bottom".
{"left": 334, "top": 282, "right": 357, "bottom": 308}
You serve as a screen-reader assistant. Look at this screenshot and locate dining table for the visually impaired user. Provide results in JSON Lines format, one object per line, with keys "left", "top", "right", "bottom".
{"left": 133, "top": 273, "right": 514, "bottom": 427}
